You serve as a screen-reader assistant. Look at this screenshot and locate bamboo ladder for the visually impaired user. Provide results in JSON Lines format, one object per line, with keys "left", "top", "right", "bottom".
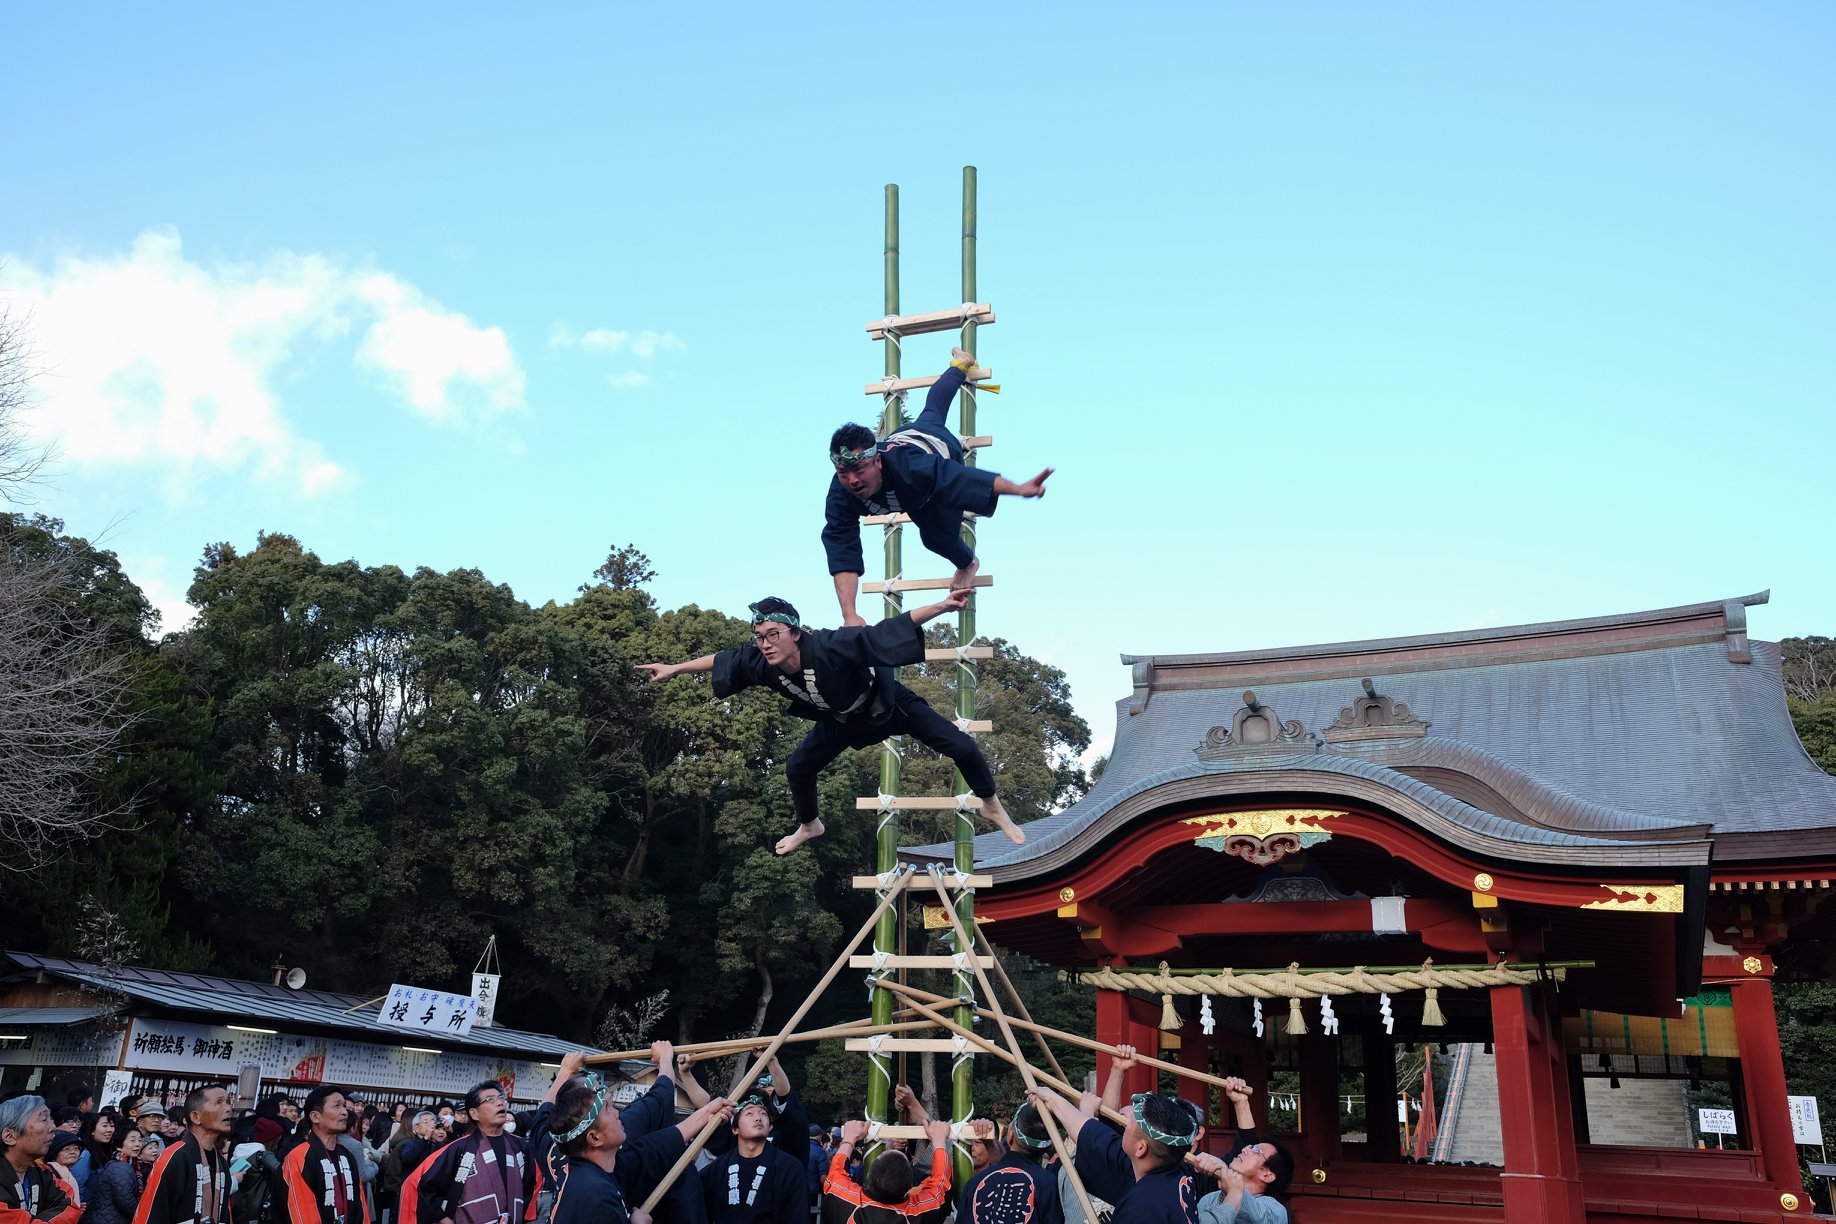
{"left": 853, "top": 167, "right": 996, "bottom": 1181}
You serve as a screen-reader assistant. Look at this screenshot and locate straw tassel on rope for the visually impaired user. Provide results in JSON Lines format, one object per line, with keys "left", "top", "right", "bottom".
{"left": 1157, "top": 962, "right": 1182, "bottom": 1030}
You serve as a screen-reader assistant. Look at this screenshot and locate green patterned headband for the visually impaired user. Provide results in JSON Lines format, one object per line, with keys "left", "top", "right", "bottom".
{"left": 831, "top": 443, "right": 878, "bottom": 469}
{"left": 1130, "top": 1093, "right": 1197, "bottom": 1148}
{"left": 553, "top": 1072, "right": 611, "bottom": 1144}
{"left": 748, "top": 602, "right": 800, "bottom": 630}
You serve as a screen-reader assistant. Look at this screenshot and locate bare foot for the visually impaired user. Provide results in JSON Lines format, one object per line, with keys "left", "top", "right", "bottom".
{"left": 775, "top": 819, "right": 826, "bottom": 855}
{"left": 950, "top": 557, "right": 981, "bottom": 593}
{"left": 980, "top": 796, "right": 1025, "bottom": 845}
{"left": 952, "top": 345, "right": 976, "bottom": 367}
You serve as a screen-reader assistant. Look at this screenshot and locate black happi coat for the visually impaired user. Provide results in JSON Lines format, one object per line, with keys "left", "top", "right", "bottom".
{"left": 713, "top": 617, "right": 924, "bottom": 726}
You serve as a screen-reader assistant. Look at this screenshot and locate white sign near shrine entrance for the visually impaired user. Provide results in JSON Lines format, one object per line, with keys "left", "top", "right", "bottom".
{"left": 1790, "top": 1095, "right": 1823, "bottom": 1145}
{"left": 471, "top": 973, "right": 500, "bottom": 1029}
{"left": 378, "top": 984, "right": 478, "bottom": 1038}
{"left": 1698, "top": 1108, "right": 1738, "bottom": 1136}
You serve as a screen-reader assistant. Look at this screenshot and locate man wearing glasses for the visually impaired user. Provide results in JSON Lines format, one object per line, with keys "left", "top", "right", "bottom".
{"left": 1189, "top": 1079, "right": 1290, "bottom": 1224}
{"left": 638, "top": 589, "right": 1023, "bottom": 856}
{"left": 416, "top": 1083, "right": 538, "bottom": 1224}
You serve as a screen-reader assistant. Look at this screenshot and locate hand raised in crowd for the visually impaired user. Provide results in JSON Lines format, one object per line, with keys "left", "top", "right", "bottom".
{"left": 1222, "top": 1076, "right": 1253, "bottom": 1104}
{"left": 839, "top": 1119, "right": 870, "bottom": 1146}
{"left": 924, "top": 1119, "right": 951, "bottom": 1150}
{"left": 1111, "top": 1043, "right": 1140, "bottom": 1072}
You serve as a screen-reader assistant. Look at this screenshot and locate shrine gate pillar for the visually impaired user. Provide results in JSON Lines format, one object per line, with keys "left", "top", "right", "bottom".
{"left": 1491, "top": 982, "right": 1585, "bottom": 1224}
{"left": 1730, "top": 976, "right": 1800, "bottom": 1190}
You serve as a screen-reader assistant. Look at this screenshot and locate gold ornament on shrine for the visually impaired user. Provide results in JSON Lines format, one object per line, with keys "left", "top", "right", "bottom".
{"left": 1743, "top": 956, "right": 1763, "bottom": 975}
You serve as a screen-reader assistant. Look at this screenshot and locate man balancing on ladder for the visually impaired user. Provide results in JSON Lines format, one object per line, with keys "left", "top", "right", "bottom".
{"left": 824, "top": 347, "right": 1052, "bottom": 627}
{"left": 636, "top": 590, "right": 1024, "bottom": 855}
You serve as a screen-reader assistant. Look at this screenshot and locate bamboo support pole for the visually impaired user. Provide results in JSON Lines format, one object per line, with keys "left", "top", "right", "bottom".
{"left": 949, "top": 163, "right": 981, "bottom": 1185}
{"left": 865, "top": 182, "right": 904, "bottom": 1141}
{"left": 891, "top": 980, "right": 1245, "bottom": 1095}
{"left": 639, "top": 871, "right": 914, "bottom": 1214}
{"left": 925, "top": 869, "right": 1103, "bottom": 1224}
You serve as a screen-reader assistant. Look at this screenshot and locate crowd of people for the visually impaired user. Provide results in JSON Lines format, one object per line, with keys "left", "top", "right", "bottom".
{"left": 0, "top": 1041, "right": 1289, "bottom": 1224}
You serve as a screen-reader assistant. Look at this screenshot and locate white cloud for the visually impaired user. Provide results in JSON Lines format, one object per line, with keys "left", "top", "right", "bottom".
{"left": 550, "top": 323, "right": 683, "bottom": 359}
{"left": 607, "top": 371, "right": 651, "bottom": 389}
{"left": 120, "top": 553, "right": 198, "bottom": 637}
{"left": 3, "top": 227, "right": 525, "bottom": 498}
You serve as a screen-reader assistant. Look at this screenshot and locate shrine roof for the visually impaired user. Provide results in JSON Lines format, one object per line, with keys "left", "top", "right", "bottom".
{"left": 908, "top": 591, "right": 1836, "bottom": 877}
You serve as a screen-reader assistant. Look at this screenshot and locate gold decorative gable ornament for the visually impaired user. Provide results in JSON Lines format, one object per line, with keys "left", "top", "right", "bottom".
{"left": 1181, "top": 809, "right": 1343, "bottom": 866}
{"left": 1580, "top": 884, "right": 1685, "bottom": 913}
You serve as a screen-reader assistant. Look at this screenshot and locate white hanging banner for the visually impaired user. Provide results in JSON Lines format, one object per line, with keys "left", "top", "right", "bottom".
{"left": 101, "top": 1069, "right": 134, "bottom": 1109}
{"left": 378, "top": 984, "right": 477, "bottom": 1038}
{"left": 472, "top": 973, "right": 501, "bottom": 1029}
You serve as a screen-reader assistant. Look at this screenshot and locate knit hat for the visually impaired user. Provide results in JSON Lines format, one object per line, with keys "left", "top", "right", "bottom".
{"left": 253, "top": 1117, "right": 285, "bottom": 1146}
{"left": 47, "top": 1132, "right": 84, "bottom": 1158}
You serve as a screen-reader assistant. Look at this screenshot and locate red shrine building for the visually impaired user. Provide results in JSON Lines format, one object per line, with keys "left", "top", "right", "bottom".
{"left": 914, "top": 593, "right": 1835, "bottom": 1224}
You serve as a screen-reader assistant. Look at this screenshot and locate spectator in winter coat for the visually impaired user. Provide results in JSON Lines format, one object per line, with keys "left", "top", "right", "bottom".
{"left": 83, "top": 1131, "right": 147, "bottom": 1224}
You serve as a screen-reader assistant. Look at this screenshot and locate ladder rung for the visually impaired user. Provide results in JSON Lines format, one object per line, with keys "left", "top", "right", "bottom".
{"left": 863, "top": 511, "right": 981, "bottom": 526}
{"left": 863, "top": 369, "right": 991, "bottom": 394}
{"left": 863, "top": 576, "right": 993, "bottom": 594}
{"left": 867, "top": 305, "right": 996, "bottom": 339}
{"left": 849, "top": 954, "right": 995, "bottom": 969}
{"left": 921, "top": 647, "right": 994, "bottom": 662}
{"left": 856, "top": 796, "right": 989, "bottom": 810}
{"left": 845, "top": 1038, "right": 973, "bottom": 1053}
{"left": 856, "top": 1125, "right": 931, "bottom": 1140}
{"left": 852, "top": 873, "right": 990, "bottom": 889}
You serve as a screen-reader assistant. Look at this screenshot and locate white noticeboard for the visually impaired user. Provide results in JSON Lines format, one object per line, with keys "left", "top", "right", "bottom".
{"left": 101, "top": 1069, "right": 133, "bottom": 1109}
{"left": 1698, "top": 1107, "right": 1738, "bottom": 1136}
{"left": 377, "top": 984, "right": 477, "bottom": 1038}
{"left": 471, "top": 973, "right": 500, "bottom": 1029}
{"left": 1790, "top": 1095, "right": 1823, "bottom": 1145}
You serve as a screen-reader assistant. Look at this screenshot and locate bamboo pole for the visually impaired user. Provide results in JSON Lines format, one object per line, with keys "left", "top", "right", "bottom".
{"left": 638, "top": 871, "right": 914, "bottom": 1214}
{"left": 950, "top": 163, "right": 981, "bottom": 1185}
{"left": 889, "top": 980, "right": 1245, "bottom": 1095}
{"left": 969, "top": 915, "right": 1071, "bottom": 1086}
{"left": 926, "top": 869, "right": 1103, "bottom": 1224}
{"left": 584, "top": 1018, "right": 937, "bottom": 1066}
{"left": 866, "top": 182, "right": 904, "bottom": 1143}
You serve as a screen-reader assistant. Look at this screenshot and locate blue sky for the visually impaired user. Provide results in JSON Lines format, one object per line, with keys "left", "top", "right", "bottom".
{"left": 4, "top": 3, "right": 1832, "bottom": 757}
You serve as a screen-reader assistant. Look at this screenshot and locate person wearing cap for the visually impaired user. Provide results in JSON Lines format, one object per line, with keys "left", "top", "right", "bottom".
{"left": 1188, "top": 1080, "right": 1288, "bottom": 1224}
{"left": 823, "top": 347, "right": 1053, "bottom": 626}
{"left": 231, "top": 1117, "right": 289, "bottom": 1224}
{"left": 960, "top": 1105, "right": 1062, "bottom": 1224}
{"left": 42, "top": 1135, "right": 83, "bottom": 1210}
{"left": 697, "top": 1090, "right": 806, "bottom": 1224}
{"left": 133, "top": 1084, "right": 234, "bottom": 1224}
{"left": 1026, "top": 1083, "right": 1201, "bottom": 1224}
{"left": 637, "top": 588, "right": 1023, "bottom": 855}
{"left": 134, "top": 1101, "right": 167, "bottom": 1139}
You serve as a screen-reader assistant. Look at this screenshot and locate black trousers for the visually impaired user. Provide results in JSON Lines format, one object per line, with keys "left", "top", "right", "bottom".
{"left": 784, "top": 682, "right": 995, "bottom": 824}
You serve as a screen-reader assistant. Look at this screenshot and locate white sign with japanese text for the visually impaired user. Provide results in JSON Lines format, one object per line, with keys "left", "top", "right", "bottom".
{"left": 378, "top": 984, "right": 477, "bottom": 1038}
{"left": 471, "top": 974, "right": 500, "bottom": 1029}
{"left": 1698, "top": 1108, "right": 1738, "bottom": 1136}
{"left": 1790, "top": 1096, "right": 1823, "bottom": 1145}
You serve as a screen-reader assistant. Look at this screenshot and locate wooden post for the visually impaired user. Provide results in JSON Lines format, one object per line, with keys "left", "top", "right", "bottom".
{"left": 1490, "top": 983, "right": 1585, "bottom": 1224}
{"left": 1731, "top": 975, "right": 1802, "bottom": 1191}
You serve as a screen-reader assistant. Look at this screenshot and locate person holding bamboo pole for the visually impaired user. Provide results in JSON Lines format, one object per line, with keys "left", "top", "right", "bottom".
{"left": 959, "top": 1104, "right": 1063, "bottom": 1224}
{"left": 1026, "top": 1086, "right": 1201, "bottom": 1224}
{"left": 1187, "top": 1081, "right": 1290, "bottom": 1224}
{"left": 824, "top": 347, "right": 1053, "bottom": 624}
{"left": 636, "top": 590, "right": 1023, "bottom": 855}
{"left": 545, "top": 1070, "right": 733, "bottom": 1224}
{"left": 818, "top": 1119, "right": 952, "bottom": 1224}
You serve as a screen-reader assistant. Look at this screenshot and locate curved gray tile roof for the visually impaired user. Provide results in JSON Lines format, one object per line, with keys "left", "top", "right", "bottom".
{"left": 907, "top": 597, "right": 1836, "bottom": 877}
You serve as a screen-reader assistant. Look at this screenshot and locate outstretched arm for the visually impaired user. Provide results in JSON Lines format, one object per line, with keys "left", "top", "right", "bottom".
{"left": 893, "top": 1085, "right": 929, "bottom": 1126}
{"left": 636, "top": 655, "right": 716, "bottom": 682}
{"left": 1224, "top": 1077, "right": 1256, "bottom": 1131}
{"left": 674, "top": 1053, "right": 711, "bottom": 1108}
{"left": 543, "top": 1052, "right": 588, "bottom": 1105}
{"left": 907, "top": 590, "right": 969, "bottom": 627}
{"left": 993, "top": 468, "right": 1053, "bottom": 498}
{"left": 676, "top": 1097, "right": 735, "bottom": 1143}
{"left": 1099, "top": 1044, "right": 1140, "bottom": 1115}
